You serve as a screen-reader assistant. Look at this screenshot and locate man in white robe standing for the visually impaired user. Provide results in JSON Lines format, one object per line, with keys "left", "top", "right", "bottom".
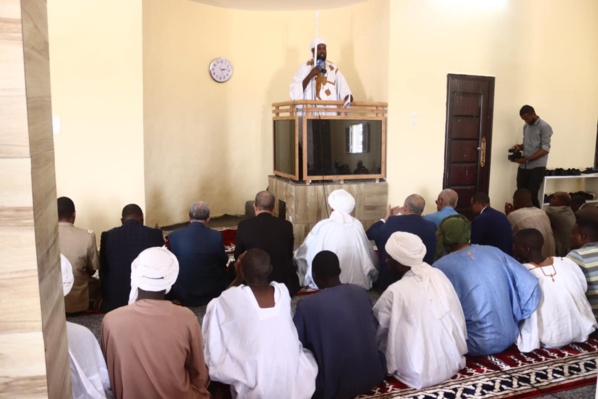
{"left": 373, "top": 232, "right": 467, "bottom": 389}
{"left": 203, "top": 249, "right": 318, "bottom": 399}
{"left": 62, "top": 255, "right": 113, "bottom": 399}
{"left": 289, "top": 38, "right": 352, "bottom": 103}
{"left": 295, "top": 189, "right": 378, "bottom": 290}
{"left": 513, "top": 228, "right": 596, "bottom": 352}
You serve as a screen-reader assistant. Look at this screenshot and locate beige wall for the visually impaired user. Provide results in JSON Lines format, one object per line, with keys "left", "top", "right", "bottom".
{"left": 143, "top": 0, "right": 389, "bottom": 227}
{"left": 49, "top": 0, "right": 597, "bottom": 233}
{"left": 48, "top": 0, "right": 145, "bottom": 237}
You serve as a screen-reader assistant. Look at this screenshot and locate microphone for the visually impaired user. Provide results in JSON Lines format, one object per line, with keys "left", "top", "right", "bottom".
{"left": 316, "top": 59, "right": 326, "bottom": 75}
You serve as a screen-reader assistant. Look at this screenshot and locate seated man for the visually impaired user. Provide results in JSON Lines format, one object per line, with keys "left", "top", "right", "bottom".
{"left": 235, "top": 191, "right": 300, "bottom": 295}
{"left": 367, "top": 194, "right": 437, "bottom": 292}
{"left": 293, "top": 251, "right": 386, "bottom": 398}
{"left": 470, "top": 192, "right": 513, "bottom": 255}
{"left": 203, "top": 249, "right": 318, "bottom": 399}
{"left": 505, "top": 188, "right": 555, "bottom": 257}
{"left": 424, "top": 189, "right": 459, "bottom": 227}
{"left": 168, "top": 201, "right": 230, "bottom": 306}
{"left": 433, "top": 215, "right": 541, "bottom": 356}
{"left": 513, "top": 229, "right": 596, "bottom": 352}
{"left": 99, "top": 204, "right": 164, "bottom": 312}
{"left": 101, "top": 247, "right": 210, "bottom": 399}
{"left": 374, "top": 232, "right": 467, "bottom": 389}
{"left": 295, "top": 189, "right": 378, "bottom": 290}
{"left": 57, "top": 197, "right": 100, "bottom": 314}
{"left": 62, "top": 255, "right": 113, "bottom": 399}
{"left": 545, "top": 192, "right": 576, "bottom": 256}
{"left": 568, "top": 218, "right": 598, "bottom": 319}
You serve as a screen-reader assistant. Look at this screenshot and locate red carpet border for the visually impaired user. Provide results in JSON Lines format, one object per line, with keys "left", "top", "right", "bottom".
{"left": 357, "top": 335, "right": 598, "bottom": 398}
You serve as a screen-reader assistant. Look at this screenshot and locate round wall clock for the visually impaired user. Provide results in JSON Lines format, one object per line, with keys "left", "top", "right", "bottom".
{"left": 209, "top": 57, "right": 233, "bottom": 83}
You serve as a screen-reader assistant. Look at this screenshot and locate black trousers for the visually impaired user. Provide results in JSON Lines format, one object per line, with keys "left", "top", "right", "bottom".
{"left": 517, "top": 166, "right": 546, "bottom": 208}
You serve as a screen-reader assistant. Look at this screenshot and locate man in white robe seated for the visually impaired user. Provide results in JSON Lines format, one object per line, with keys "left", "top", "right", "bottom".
{"left": 513, "top": 228, "right": 597, "bottom": 352}
{"left": 295, "top": 189, "right": 378, "bottom": 290}
{"left": 61, "top": 255, "right": 113, "bottom": 399}
{"left": 203, "top": 249, "right": 318, "bottom": 399}
{"left": 373, "top": 232, "right": 468, "bottom": 389}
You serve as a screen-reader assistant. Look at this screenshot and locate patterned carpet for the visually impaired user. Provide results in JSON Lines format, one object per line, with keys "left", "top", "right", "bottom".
{"left": 358, "top": 334, "right": 598, "bottom": 399}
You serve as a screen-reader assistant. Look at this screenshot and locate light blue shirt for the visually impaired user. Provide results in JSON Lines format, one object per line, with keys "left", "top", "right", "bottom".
{"left": 433, "top": 245, "right": 541, "bottom": 356}
{"left": 424, "top": 206, "right": 458, "bottom": 228}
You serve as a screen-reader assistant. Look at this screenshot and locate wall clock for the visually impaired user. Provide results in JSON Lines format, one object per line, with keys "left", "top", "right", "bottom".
{"left": 209, "top": 57, "right": 233, "bottom": 83}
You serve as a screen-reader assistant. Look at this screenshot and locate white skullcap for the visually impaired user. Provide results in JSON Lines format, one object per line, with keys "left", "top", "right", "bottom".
{"left": 385, "top": 231, "right": 427, "bottom": 267}
{"left": 128, "top": 247, "right": 179, "bottom": 304}
{"left": 328, "top": 189, "right": 355, "bottom": 214}
{"left": 310, "top": 38, "right": 327, "bottom": 50}
{"left": 60, "top": 254, "right": 74, "bottom": 297}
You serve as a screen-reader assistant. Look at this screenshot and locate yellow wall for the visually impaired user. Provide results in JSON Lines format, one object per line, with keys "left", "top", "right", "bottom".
{"left": 49, "top": 0, "right": 597, "bottom": 234}
{"left": 387, "top": 0, "right": 598, "bottom": 213}
{"left": 142, "top": 0, "right": 389, "bottom": 227}
{"left": 48, "top": 0, "right": 144, "bottom": 236}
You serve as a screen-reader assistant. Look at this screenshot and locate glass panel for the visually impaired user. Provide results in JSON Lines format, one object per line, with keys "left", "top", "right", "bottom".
{"left": 273, "top": 120, "right": 296, "bottom": 176}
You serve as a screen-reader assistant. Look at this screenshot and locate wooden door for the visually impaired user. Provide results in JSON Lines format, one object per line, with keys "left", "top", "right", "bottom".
{"left": 444, "top": 74, "right": 495, "bottom": 219}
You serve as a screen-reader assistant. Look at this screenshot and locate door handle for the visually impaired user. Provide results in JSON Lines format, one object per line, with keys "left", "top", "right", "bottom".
{"left": 479, "top": 137, "right": 487, "bottom": 168}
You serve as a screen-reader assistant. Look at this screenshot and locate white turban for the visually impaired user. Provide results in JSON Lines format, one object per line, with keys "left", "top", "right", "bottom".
{"left": 310, "top": 38, "right": 327, "bottom": 50}
{"left": 128, "top": 247, "right": 179, "bottom": 304}
{"left": 328, "top": 189, "right": 355, "bottom": 214}
{"left": 385, "top": 232, "right": 427, "bottom": 267}
{"left": 60, "top": 254, "right": 74, "bottom": 297}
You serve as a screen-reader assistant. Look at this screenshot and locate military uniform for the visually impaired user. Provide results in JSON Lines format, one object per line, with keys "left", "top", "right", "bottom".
{"left": 59, "top": 222, "right": 100, "bottom": 313}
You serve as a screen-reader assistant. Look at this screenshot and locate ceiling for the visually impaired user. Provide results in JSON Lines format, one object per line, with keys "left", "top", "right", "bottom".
{"left": 191, "top": 0, "right": 368, "bottom": 11}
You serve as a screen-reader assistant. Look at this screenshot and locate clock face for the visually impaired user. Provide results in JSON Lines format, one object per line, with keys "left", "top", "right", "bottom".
{"left": 209, "top": 57, "right": 233, "bottom": 83}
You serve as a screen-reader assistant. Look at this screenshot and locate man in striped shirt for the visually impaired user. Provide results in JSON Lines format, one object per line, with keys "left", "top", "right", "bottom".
{"left": 568, "top": 218, "right": 598, "bottom": 320}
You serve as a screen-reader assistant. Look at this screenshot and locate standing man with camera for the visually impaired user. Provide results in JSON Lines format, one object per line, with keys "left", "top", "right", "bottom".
{"left": 510, "top": 105, "right": 553, "bottom": 208}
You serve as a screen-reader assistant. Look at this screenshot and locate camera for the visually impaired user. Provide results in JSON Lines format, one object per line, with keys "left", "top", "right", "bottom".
{"left": 508, "top": 148, "right": 523, "bottom": 162}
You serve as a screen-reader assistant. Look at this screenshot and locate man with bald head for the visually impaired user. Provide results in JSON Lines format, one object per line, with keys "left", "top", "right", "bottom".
{"left": 373, "top": 232, "right": 467, "bottom": 389}
{"left": 203, "top": 249, "right": 318, "bottom": 399}
{"left": 100, "top": 203, "right": 164, "bottom": 312}
{"left": 545, "top": 191, "right": 576, "bottom": 256}
{"left": 424, "top": 189, "right": 459, "bottom": 227}
{"left": 101, "top": 247, "right": 210, "bottom": 399}
{"left": 295, "top": 189, "right": 378, "bottom": 290}
{"left": 235, "top": 191, "right": 299, "bottom": 295}
{"left": 367, "top": 194, "right": 437, "bottom": 291}
{"left": 433, "top": 215, "right": 541, "bottom": 356}
{"left": 289, "top": 38, "right": 352, "bottom": 104}
{"left": 505, "top": 188, "right": 555, "bottom": 258}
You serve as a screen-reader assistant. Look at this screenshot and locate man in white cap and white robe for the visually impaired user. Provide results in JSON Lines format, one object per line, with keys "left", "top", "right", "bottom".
{"left": 101, "top": 247, "right": 210, "bottom": 399}
{"left": 289, "top": 38, "right": 352, "bottom": 103}
{"left": 62, "top": 254, "right": 113, "bottom": 399}
{"left": 373, "top": 232, "right": 468, "bottom": 389}
{"left": 295, "top": 189, "right": 378, "bottom": 290}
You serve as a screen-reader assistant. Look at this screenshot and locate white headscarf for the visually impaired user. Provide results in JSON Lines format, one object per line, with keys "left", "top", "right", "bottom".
{"left": 128, "top": 247, "right": 179, "bottom": 304}
{"left": 61, "top": 254, "right": 74, "bottom": 296}
{"left": 310, "top": 38, "right": 327, "bottom": 50}
{"left": 328, "top": 189, "right": 356, "bottom": 224}
{"left": 385, "top": 231, "right": 427, "bottom": 268}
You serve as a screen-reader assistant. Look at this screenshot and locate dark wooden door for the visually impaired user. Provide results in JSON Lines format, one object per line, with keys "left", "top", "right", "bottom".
{"left": 444, "top": 74, "right": 495, "bottom": 219}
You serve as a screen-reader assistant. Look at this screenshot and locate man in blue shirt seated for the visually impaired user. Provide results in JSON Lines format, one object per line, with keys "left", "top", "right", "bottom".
{"left": 424, "top": 189, "right": 459, "bottom": 227}
{"left": 293, "top": 251, "right": 387, "bottom": 399}
{"left": 433, "top": 214, "right": 541, "bottom": 356}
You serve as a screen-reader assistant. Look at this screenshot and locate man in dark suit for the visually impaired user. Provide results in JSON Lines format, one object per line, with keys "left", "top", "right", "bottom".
{"left": 235, "top": 191, "right": 300, "bottom": 296}
{"left": 168, "top": 201, "right": 230, "bottom": 306}
{"left": 99, "top": 204, "right": 164, "bottom": 312}
{"left": 470, "top": 192, "right": 513, "bottom": 255}
{"left": 366, "top": 194, "right": 437, "bottom": 292}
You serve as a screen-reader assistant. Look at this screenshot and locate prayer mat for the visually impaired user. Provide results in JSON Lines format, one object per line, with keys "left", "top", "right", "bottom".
{"left": 215, "top": 227, "right": 237, "bottom": 254}
{"left": 358, "top": 334, "right": 598, "bottom": 398}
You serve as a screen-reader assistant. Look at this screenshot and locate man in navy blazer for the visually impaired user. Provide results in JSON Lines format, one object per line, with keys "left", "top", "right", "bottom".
{"left": 99, "top": 204, "right": 164, "bottom": 312}
{"left": 168, "top": 201, "right": 230, "bottom": 306}
{"left": 235, "top": 191, "right": 300, "bottom": 296}
{"left": 470, "top": 192, "right": 513, "bottom": 255}
{"left": 366, "top": 194, "right": 437, "bottom": 292}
